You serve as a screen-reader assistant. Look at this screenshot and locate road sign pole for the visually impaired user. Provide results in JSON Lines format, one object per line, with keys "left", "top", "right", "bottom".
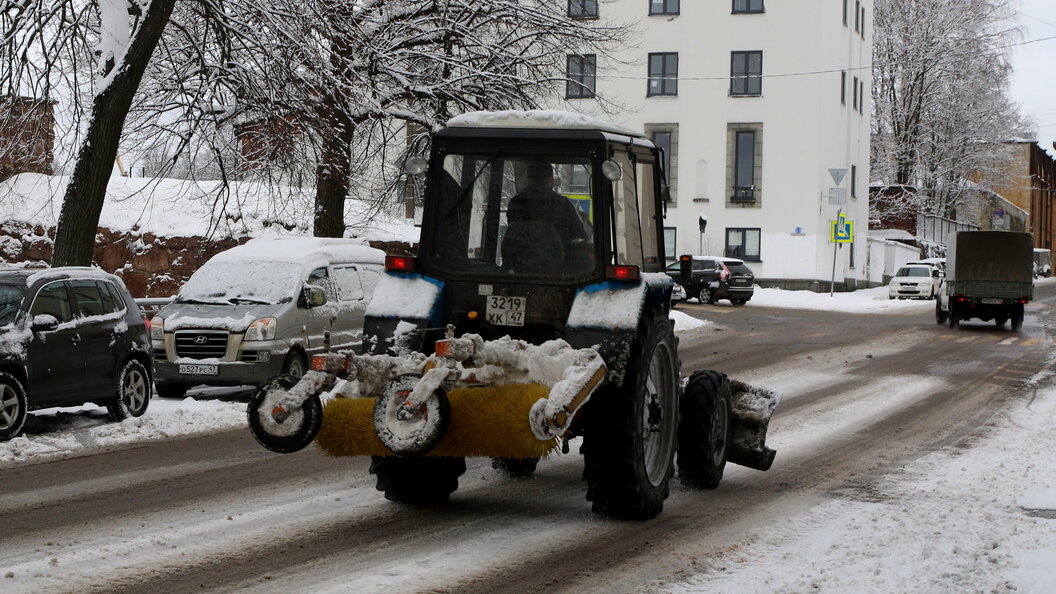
{"left": 831, "top": 208, "right": 841, "bottom": 296}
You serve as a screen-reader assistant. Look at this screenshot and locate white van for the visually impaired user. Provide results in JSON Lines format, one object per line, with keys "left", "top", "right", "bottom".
{"left": 151, "top": 238, "right": 385, "bottom": 397}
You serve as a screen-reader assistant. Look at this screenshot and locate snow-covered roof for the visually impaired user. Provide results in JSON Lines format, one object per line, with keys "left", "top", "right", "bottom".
{"left": 446, "top": 110, "right": 641, "bottom": 138}
{"left": 870, "top": 229, "right": 916, "bottom": 240}
{"left": 25, "top": 266, "right": 122, "bottom": 287}
{"left": 209, "top": 238, "right": 386, "bottom": 266}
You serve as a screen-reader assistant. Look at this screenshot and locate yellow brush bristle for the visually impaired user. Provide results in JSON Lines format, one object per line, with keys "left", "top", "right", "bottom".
{"left": 315, "top": 383, "right": 560, "bottom": 459}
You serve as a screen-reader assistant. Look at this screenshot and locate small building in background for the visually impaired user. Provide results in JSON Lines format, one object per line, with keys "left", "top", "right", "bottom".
{"left": 989, "top": 140, "right": 1056, "bottom": 251}
{"left": 0, "top": 96, "right": 55, "bottom": 182}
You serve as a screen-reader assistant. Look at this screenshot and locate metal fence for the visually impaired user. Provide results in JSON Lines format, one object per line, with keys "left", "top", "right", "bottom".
{"left": 916, "top": 213, "right": 978, "bottom": 246}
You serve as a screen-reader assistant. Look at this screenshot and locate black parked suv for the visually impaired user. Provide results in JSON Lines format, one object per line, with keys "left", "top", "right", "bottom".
{"left": 0, "top": 267, "right": 152, "bottom": 440}
{"left": 666, "top": 256, "right": 756, "bottom": 305}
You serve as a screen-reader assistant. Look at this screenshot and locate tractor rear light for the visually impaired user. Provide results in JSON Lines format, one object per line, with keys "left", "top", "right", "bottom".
{"left": 386, "top": 256, "right": 415, "bottom": 271}
{"left": 311, "top": 353, "right": 351, "bottom": 374}
{"left": 467, "top": 310, "right": 479, "bottom": 321}
{"left": 606, "top": 265, "right": 640, "bottom": 281}
{"left": 310, "top": 354, "right": 329, "bottom": 371}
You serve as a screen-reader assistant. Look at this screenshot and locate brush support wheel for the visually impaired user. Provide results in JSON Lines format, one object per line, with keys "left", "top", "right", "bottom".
{"left": 248, "top": 374, "right": 323, "bottom": 454}
{"left": 374, "top": 373, "right": 451, "bottom": 456}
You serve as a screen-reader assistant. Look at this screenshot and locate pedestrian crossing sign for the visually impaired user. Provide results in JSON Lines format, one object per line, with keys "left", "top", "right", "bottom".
{"left": 830, "top": 213, "right": 854, "bottom": 243}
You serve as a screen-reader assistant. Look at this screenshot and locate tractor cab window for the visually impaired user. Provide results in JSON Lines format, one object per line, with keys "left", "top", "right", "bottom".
{"left": 612, "top": 151, "right": 643, "bottom": 268}
{"left": 428, "top": 153, "right": 596, "bottom": 280}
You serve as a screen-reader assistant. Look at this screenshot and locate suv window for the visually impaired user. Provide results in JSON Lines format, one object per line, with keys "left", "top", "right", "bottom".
{"left": 693, "top": 259, "right": 717, "bottom": 271}
{"left": 726, "top": 262, "right": 753, "bottom": 275}
{"left": 70, "top": 279, "right": 106, "bottom": 318}
{"left": 99, "top": 280, "right": 128, "bottom": 313}
{"left": 30, "top": 281, "right": 73, "bottom": 323}
{"left": 306, "top": 267, "right": 334, "bottom": 300}
{"left": 0, "top": 283, "right": 24, "bottom": 327}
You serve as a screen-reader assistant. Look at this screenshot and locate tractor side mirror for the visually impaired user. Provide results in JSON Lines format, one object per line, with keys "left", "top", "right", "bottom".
{"left": 403, "top": 156, "right": 428, "bottom": 176}
{"left": 299, "top": 285, "right": 328, "bottom": 308}
{"left": 679, "top": 254, "right": 693, "bottom": 280}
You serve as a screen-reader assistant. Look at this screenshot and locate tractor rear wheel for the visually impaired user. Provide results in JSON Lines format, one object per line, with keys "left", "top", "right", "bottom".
{"left": 491, "top": 457, "right": 539, "bottom": 479}
{"left": 370, "top": 456, "right": 466, "bottom": 504}
{"left": 677, "top": 370, "right": 731, "bottom": 489}
{"left": 584, "top": 307, "right": 680, "bottom": 520}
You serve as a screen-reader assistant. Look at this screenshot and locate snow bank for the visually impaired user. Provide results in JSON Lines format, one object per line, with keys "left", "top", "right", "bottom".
{"left": 748, "top": 285, "right": 933, "bottom": 313}
{"left": 0, "top": 397, "right": 246, "bottom": 468}
{"left": 0, "top": 173, "right": 419, "bottom": 243}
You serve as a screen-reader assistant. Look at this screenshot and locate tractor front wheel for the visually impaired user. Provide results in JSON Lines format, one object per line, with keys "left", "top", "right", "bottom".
{"left": 584, "top": 307, "right": 680, "bottom": 520}
{"left": 677, "top": 370, "right": 731, "bottom": 489}
{"left": 370, "top": 456, "right": 466, "bottom": 504}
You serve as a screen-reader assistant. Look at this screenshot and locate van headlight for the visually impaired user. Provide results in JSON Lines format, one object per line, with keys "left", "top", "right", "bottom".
{"left": 150, "top": 316, "right": 164, "bottom": 341}
{"left": 244, "top": 317, "right": 277, "bottom": 341}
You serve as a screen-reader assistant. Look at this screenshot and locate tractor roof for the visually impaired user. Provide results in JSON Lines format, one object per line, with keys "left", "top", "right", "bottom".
{"left": 445, "top": 110, "right": 642, "bottom": 138}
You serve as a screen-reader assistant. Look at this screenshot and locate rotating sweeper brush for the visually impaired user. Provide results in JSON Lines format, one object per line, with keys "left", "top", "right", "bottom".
{"left": 248, "top": 332, "right": 608, "bottom": 459}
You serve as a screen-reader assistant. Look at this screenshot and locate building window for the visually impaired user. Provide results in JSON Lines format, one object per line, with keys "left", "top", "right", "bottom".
{"left": 734, "top": 131, "right": 756, "bottom": 201}
{"left": 843, "top": 0, "right": 848, "bottom": 25}
{"left": 855, "top": 0, "right": 860, "bottom": 32}
{"left": 851, "top": 164, "right": 857, "bottom": 197}
{"left": 732, "top": 0, "right": 764, "bottom": 14}
{"left": 726, "top": 227, "right": 761, "bottom": 261}
{"left": 663, "top": 227, "right": 677, "bottom": 260}
{"left": 730, "top": 51, "right": 762, "bottom": 96}
{"left": 647, "top": 53, "right": 678, "bottom": 96}
{"left": 568, "top": 0, "right": 598, "bottom": 18}
{"left": 650, "top": 0, "right": 679, "bottom": 16}
{"left": 841, "top": 71, "right": 846, "bottom": 104}
{"left": 860, "top": 5, "right": 866, "bottom": 38}
{"left": 647, "top": 125, "right": 678, "bottom": 202}
{"left": 852, "top": 75, "right": 859, "bottom": 110}
{"left": 566, "top": 54, "right": 596, "bottom": 99}
{"left": 859, "top": 79, "right": 865, "bottom": 113}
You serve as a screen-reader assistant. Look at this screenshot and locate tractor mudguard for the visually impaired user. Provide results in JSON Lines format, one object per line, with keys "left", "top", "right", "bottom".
{"left": 566, "top": 273, "right": 672, "bottom": 386}
{"left": 363, "top": 271, "right": 445, "bottom": 355}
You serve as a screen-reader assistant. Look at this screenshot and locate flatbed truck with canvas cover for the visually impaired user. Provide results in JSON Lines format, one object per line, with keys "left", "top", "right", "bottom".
{"left": 936, "top": 231, "right": 1033, "bottom": 330}
{"left": 245, "top": 110, "right": 779, "bottom": 520}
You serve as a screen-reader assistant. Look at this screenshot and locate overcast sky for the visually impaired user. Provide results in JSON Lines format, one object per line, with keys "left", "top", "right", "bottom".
{"left": 1010, "top": 0, "right": 1056, "bottom": 157}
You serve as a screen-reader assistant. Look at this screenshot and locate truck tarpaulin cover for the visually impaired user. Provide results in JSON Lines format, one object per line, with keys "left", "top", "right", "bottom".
{"left": 948, "top": 231, "right": 1033, "bottom": 283}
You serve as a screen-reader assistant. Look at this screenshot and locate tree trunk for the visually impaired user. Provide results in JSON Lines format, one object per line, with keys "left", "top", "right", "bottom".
{"left": 52, "top": 0, "right": 177, "bottom": 267}
{"left": 313, "top": 119, "right": 354, "bottom": 238}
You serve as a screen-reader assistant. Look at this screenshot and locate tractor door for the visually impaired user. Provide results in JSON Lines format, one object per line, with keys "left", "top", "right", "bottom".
{"left": 608, "top": 146, "right": 664, "bottom": 273}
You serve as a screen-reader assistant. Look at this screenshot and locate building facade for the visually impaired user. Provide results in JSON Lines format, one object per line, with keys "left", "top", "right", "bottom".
{"left": 989, "top": 141, "right": 1056, "bottom": 252}
{"left": 562, "top": 0, "right": 872, "bottom": 289}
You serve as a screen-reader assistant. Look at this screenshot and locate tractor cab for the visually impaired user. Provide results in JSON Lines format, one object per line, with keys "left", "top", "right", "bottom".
{"left": 394, "top": 111, "right": 669, "bottom": 346}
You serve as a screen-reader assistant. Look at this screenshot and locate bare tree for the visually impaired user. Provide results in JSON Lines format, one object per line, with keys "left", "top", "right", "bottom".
{"left": 871, "top": 0, "right": 1025, "bottom": 219}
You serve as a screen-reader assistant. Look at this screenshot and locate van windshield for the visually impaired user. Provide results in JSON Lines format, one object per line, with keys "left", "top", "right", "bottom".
{"left": 178, "top": 260, "right": 303, "bottom": 305}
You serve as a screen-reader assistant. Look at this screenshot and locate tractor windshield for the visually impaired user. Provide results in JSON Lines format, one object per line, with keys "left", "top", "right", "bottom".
{"left": 424, "top": 153, "right": 597, "bottom": 280}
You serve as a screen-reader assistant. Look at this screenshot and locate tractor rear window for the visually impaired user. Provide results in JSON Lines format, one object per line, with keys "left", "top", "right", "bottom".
{"left": 427, "top": 153, "right": 596, "bottom": 279}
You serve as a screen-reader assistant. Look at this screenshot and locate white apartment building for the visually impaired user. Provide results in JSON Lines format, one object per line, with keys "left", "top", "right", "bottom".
{"left": 562, "top": 0, "right": 872, "bottom": 289}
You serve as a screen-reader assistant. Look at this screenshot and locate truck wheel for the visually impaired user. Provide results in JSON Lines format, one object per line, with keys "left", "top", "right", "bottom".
{"left": 583, "top": 307, "right": 680, "bottom": 520}
{"left": 1011, "top": 304, "right": 1024, "bottom": 331}
{"left": 935, "top": 301, "right": 948, "bottom": 325}
{"left": 677, "top": 370, "right": 731, "bottom": 489}
{"left": 247, "top": 374, "right": 322, "bottom": 453}
{"left": 995, "top": 316, "right": 1007, "bottom": 328}
{"left": 370, "top": 456, "right": 466, "bottom": 504}
{"left": 0, "top": 372, "right": 28, "bottom": 441}
{"left": 491, "top": 457, "right": 539, "bottom": 479}
{"left": 948, "top": 304, "right": 960, "bottom": 329}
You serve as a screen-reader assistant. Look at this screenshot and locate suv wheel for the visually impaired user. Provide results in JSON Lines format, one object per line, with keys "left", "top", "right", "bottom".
{"left": 698, "top": 286, "right": 716, "bottom": 304}
{"left": 0, "top": 372, "right": 28, "bottom": 441}
{"left": 107, "top": 360, "right": 151, "bottom": 421}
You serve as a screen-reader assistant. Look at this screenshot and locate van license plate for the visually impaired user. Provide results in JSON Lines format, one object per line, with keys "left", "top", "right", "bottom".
{"left": 981, "top": 298, "right": 1003, "bottom": 305}
{"left": 486, "top": 296, "right": 526, "bottom": 327}
{"left": 179, "top": 364, "right": 219, "bottom": 375}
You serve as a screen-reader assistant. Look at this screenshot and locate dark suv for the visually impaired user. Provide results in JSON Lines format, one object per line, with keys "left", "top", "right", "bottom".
{"left": 666, "top": 256, "right": 755, "bottom": 305}
{"left": 0, "top": 267, "right": 152, "bottom": 440}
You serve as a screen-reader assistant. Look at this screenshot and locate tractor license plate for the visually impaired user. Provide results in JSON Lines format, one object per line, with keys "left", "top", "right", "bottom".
{"left": 981, "top": 298, "right": 1003, "bottom": 305}
{"left": 179, "top": 364, "right": 218, "bottom": 375}
{"left": 486, "top": 296, "right": 526, "bottom": 326}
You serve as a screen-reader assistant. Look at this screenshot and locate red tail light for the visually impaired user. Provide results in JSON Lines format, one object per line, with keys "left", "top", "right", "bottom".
{"left": 719, "top": 262, "right": 730, "bottom": 281}
{"left": 1017, "top": 298, "right": 1029, "bottom": 304}
{"left": 606, "top": 265, "right": 640, "bottom": 281}
{"left": 385, "top": 256, "right": 415, "bottom": 272}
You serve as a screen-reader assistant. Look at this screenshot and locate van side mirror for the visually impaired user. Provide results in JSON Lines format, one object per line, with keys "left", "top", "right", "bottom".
{"left": 300, "top": 285, "right": 328, "bottom": 308}
{"left": 32, "top": 314, "right": 59, "bottom": 332}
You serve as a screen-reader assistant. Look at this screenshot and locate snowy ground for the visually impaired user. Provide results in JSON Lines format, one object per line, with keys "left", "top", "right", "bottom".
{"left": 2, "top": 286, "right": 1054, "bottom": 591}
